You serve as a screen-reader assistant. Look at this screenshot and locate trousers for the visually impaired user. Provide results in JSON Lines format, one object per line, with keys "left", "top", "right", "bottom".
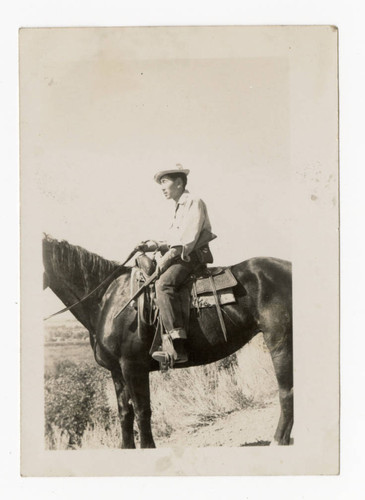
{"left": 155, "top": 252, "right": 200, "bottom": 338}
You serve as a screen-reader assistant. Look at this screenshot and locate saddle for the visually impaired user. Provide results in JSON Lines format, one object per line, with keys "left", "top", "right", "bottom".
{"left": 191, "top": 266, "right": 237, "bottom": 309}
{"left": 132, "top": 254, "right": 238, "bottom": 367}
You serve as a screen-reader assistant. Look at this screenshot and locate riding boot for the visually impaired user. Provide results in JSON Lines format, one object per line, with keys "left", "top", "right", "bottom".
{"left": 172, "top": 339, "right": 188, "bottom": 363}
{"left": 152, "top": 332, "right": 188, "bottom": 365}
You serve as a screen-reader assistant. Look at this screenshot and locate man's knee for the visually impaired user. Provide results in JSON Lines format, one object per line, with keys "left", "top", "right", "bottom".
{"left": 155, "top": 276, "right": 173, "bottom": 295}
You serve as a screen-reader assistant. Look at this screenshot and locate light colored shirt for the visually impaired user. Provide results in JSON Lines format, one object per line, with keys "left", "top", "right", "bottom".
{"left": 167, "top": 190, "right": 212, "bottom": 261}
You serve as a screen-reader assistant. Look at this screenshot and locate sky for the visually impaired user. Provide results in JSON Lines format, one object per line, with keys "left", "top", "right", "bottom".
{"left": 20, "top": 28, "right": 292, "bottom": 314}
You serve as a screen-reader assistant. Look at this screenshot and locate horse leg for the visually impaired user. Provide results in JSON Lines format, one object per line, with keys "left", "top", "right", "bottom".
{"left": 111, "top": 369, "right": 136, "bottom": 449}
{"left": 119, "top": 359, "right": 156, "bottom": 448}
{"left": 262, "top": 330, "right": 293, "bottom": 445}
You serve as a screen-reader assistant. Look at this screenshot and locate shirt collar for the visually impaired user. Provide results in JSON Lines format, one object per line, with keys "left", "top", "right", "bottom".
{"left": 176, "top": 190, "right": 190, "bottom": 206}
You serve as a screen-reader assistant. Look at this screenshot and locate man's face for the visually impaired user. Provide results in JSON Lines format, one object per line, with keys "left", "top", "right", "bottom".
{"left": 160, "top": 176, "right": 183, "bottom": 201}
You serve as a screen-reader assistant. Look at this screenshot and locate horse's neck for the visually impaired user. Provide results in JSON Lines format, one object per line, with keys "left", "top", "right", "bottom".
{"left": 49, "top": 280, "right": 96, "bottom": 331}
{"left": 43, "top": 238, "right": 121, "bottom": 331}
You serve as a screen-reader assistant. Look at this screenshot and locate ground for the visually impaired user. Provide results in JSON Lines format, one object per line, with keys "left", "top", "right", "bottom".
{"left": 156, "top": 397, "right": 280, "bottom": 448}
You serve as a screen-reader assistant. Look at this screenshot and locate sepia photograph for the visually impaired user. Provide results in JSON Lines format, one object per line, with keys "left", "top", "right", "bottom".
{"left": 20, "top": 26, "right": 339, "bottom": 476}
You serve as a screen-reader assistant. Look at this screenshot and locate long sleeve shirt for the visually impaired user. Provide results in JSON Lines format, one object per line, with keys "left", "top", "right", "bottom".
{"left": 166, "top": 190, "right": 212, "bottom": 261}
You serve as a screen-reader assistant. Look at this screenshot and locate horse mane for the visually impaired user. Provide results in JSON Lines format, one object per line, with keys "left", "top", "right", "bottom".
{"left": 43, "top": 234, "right": 125, "bottom": 295}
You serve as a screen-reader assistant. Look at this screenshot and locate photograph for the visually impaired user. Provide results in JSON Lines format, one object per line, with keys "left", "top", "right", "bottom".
{"left": 20, "top": 26, "right": 339, "bottom": 476}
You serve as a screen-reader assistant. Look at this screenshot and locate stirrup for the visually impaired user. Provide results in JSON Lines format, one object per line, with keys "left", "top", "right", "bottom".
{"left": 152, "top": 348, "right": 188, "bottom": 368}
{"left": 152, "top": 350, "right": 173, "bottom": 370}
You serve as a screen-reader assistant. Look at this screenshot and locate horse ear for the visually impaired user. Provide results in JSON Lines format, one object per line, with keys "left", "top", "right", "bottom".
{"left": 43, "top": 271, "right": 49, "bottom": 290}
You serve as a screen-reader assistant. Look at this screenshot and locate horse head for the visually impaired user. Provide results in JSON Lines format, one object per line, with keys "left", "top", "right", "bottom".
{"left": 42, "top": 234, "right": 122, "bottom": 330}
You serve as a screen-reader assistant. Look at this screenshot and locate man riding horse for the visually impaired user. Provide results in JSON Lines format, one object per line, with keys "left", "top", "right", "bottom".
{"left": 44, "top": 202, "right": 293, "bottom": 446}
{"left": 136, "top": 165, "right": 216, "bottom": 364}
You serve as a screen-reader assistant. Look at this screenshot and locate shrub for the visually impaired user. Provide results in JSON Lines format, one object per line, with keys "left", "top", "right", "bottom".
{"left": 44, "top": 360, "right": 117, "bottom": 448}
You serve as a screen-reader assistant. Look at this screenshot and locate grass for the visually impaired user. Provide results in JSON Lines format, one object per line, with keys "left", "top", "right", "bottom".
{"left": 44, "top": 329, "right": 278, "bottom": 449}
{"left": 149, "top": 334, "right": 278, "bottom": 440}
{"left": 44, "top": 342, "right": 95, "bottom": 372}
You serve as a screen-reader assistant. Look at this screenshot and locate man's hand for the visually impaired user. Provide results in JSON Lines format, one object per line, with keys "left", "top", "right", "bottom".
{"left": 135, "top": 240, "right": 158, "bottom": 252}
{"left": 135, "top": 240, "right": 170, "bottom": 253}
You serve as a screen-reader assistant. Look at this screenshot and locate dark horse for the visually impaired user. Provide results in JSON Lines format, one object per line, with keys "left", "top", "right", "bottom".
{"left": 43, "top": 235, "right": 293, "bottom": 448}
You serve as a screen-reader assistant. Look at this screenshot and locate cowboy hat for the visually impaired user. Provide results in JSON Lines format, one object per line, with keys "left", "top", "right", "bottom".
{"left": 154, "top": 164, "right": 190, "bottom": 184}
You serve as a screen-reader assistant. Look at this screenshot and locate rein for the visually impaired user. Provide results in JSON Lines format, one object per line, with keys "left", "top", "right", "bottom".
{"left": 43, "top": 248, "right": 138, "bottom": 321}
